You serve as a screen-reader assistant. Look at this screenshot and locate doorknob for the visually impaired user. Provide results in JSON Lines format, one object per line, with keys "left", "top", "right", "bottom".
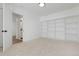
{"left": 2, "top": 30, "right": 7, "bottom": 32}
{"left": 2, "top": 30, "right": 4, "bottom": 32}
{"left": 5, "top": 30, "right": 7, "bottom": 32}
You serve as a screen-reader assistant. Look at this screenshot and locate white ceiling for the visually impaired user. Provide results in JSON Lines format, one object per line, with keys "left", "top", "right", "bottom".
{"left": 9, "top": 3, "right": 79, "bottom": 16}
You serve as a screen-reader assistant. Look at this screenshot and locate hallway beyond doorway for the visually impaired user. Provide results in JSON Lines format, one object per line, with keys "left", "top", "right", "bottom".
{"left": 12, "top": 36, "right": 23, "bottom": 44}
{"left": 12, "top": 13, "right": 23, "bottom": 45}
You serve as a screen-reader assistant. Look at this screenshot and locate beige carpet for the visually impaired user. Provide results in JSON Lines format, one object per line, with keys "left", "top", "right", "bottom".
{"left": 2, "top": 38, "right": 79, "bottom": 56}
{"left": 0, "top": 48, "right": 3, "bottom": 56}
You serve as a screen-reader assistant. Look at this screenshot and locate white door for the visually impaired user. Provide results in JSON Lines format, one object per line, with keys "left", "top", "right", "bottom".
{"left": 3, "top": 4, "right": 12, "bottom": 51}
{"left": 0, "top": 9, "right": 3, "bottom": 48}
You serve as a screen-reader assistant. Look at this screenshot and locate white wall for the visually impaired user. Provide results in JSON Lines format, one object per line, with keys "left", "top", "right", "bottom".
{"left": 23, "top": 12, "right": 40, "bottom": 41}
{"left": 12, "top": 14, "right": 16, "bottom": 36}
{"left": 40, "top": 7, "right": 79, "bottom": 42}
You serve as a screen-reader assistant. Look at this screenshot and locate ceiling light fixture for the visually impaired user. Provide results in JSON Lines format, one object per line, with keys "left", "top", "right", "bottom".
{"left": 39, "top": 3, "right": 45, "bottom": 7}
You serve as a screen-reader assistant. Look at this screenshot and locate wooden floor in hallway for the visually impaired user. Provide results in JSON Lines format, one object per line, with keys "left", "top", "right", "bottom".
{"left": 13, "top": 39, "right": 22, "bottom": 44}
{"left": 2, "top": 38, "right": 79, "bottom": 56}
{"left": 12, "top": 36, "right": 22, "bottom": 44}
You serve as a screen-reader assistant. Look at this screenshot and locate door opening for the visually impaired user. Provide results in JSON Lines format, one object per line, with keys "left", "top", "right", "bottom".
{"left": 12, "top": 13, "right": 23, "bottom": 44}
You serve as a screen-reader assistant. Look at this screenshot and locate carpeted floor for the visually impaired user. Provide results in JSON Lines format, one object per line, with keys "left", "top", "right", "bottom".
{"left": 0, "top": 48, "right": 3, "bottom": 56}
{"left": 2, "top": 38, "right": 79, "bottom": 56}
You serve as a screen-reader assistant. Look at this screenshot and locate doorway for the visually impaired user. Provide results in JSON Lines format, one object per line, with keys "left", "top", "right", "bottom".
{"left": 12, "top": 13, "right": 23, "bottom": 44}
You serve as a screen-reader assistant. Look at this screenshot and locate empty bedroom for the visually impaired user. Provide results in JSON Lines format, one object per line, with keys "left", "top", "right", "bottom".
{"left": 1, "top": 3, "right": 79, "bottom": 56}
